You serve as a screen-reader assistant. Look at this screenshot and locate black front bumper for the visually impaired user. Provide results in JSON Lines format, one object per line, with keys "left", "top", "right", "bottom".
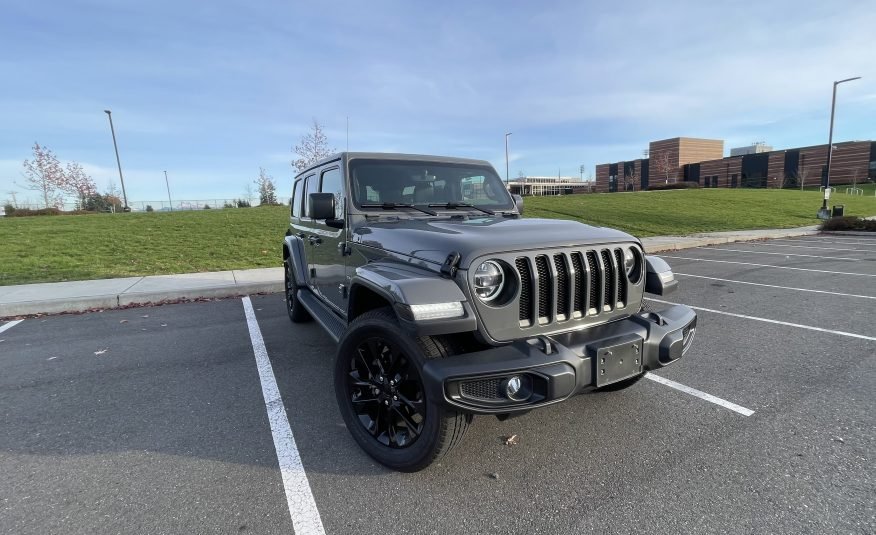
{"left": 421, "top": 304, "right": 697, "bottom": 414}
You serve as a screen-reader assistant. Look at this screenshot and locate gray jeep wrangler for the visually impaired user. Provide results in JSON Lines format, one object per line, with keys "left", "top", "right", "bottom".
{"left": 283, "top": 153, "right": 696, "bottom": 472}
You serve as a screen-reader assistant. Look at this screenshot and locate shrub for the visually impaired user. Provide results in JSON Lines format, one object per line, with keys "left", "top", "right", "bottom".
{"left": 203, "top": 204, "right": 212, "bottom": 210}
{"left": 5, "top": 207, "right": 62, "bottom": 217}
{"left": 820, "top": 216, "right": 876, "bottom": 232}
{"left": 647, "top": 182, "right": 701, "bottom": 191}
{"left": 223, "top": 202, "right": 235, "bottom": 209}
{"left": 3, "top": 204, "right": 14, "bottom": 216}
{"left": 145, "top": 205, "right": 154, "bottom": 212}
{"left": 236, "top": 199, "right": 251, "bottom": 208}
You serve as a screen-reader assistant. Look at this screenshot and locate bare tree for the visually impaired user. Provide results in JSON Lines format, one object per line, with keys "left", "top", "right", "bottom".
{"left": 243, "top": 183, "right": 256, "bottom": 206}
{"left": 64, "top": 162, "right": 97, "bottom": 209}
{"left": 22, "top": 143, "right": 65, "bottom": 208}
{"left": 652, "top": 151, "right": 675, "bottom": 184}
{"left": 292, "top": 119, "right": 335, "bottom": 172}
{"left": 796, "top": 165, "right": 811, "bottom": 191}
{"left": 623, "top": 164, "right": 638, "bottom": 192}
{"left": 254, "top": 167, "right": 278, "bottom": 205}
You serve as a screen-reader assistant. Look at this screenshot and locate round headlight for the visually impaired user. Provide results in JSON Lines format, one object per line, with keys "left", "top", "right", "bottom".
{"left": 624, "top": 247, "right": 642, "bottom": 283}
{"left": 623, "top": 249, "right": 636, "bottom": 275}
{"left": 474, "top": 260, "right": 504, "bottom": 302}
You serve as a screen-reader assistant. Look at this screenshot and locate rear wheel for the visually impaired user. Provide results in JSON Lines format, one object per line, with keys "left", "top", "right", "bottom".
{"left": 334, "top": 308, "right": 471, "bottom": 472}
{"left": 284, "top": 260, "right": 312, "bottom": 323}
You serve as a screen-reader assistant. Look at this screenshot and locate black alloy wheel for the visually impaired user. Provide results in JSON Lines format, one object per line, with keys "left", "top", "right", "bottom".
{"left": 346, "top": 336, "right": 426, "bottom": 448}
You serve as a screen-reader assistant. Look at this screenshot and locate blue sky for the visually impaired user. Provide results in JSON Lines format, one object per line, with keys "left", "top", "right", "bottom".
{"left": 1, "top": 0, "right": 874, "bottom": 204}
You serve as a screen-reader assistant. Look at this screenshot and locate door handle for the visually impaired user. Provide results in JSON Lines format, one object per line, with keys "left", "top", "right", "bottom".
{"left": 308, "top": 235, "right": 322, "bottom": 245}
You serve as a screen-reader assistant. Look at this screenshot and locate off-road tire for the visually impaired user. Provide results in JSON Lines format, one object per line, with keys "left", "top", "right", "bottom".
{"left": 334, "top": 307, "right": 471, "bottom": 472}
{"left": 284, "top": 260, "right": 312, "bottom": 323}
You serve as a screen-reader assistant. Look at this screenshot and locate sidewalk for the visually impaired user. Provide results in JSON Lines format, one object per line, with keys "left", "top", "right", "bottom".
{"left": 0, "top": 225, "right": 819, "bottom": 318}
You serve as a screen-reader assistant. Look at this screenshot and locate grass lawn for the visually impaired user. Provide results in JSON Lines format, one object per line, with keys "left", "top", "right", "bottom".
{"left": 526, "top": 187, "right": 876, "bottom": 237}
{"left": 0, "top": 206, "right": 290, "bottom": 286}
{"left": 1, "top": 187, "right": 874, "bottom": 286}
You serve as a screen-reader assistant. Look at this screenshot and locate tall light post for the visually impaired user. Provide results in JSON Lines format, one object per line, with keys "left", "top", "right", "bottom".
{"left": 820, "top": 76, "right": 861, "bottom": 217}
{"left": 164, "top": 170, "right": 173, "bottom": 212}
{"left": 104, "top": 109, "right": 129, "bottom": 211}
{"left": 504, "top": 132, "right": 512, "bottom": 185}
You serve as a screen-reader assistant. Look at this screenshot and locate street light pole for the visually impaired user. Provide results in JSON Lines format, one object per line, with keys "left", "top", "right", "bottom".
{"left": 103, "top": 110, "right": 129, "bottom": 211}
{"left": 820, "top": 76, "right": 861, "bottom": 217}
{"left": 504, "top": 132, "right": 512, "bottom": 185}
{"left": 164, "top": 170, "right": 173, "bottom": 212}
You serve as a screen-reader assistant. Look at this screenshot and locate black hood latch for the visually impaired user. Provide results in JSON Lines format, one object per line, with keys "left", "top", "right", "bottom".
{"left": 440, "top": 252, "right": 461, "bottom": 278}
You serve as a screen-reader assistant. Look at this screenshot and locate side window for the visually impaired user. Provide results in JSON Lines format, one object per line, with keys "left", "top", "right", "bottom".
{"left": 303, "top": 174, "right": 317, "bottom": 218}
{"left": 291, "top": 179, "right": 303, "bottom": 217}
{"left": 320, "top": 167, "right": 344, "bottom": 219}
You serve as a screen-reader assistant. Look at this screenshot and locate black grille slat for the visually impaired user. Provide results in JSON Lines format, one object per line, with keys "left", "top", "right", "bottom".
{"left": 553, "top": 254, "right": 569, "bottom": 319}
{"left": 571, "top": 252, "right": 585, "bottom": 315}
{"left": 516, "top": 257, "right": 532, "bottom": 324}
{"left": 600, "top": 250, "right": 615, "bottom": 311}
{"left": 586, "top": 251, "right": 600, "bottom": 312}
{"left": 614, "top": 248, "right": 627, "bottom": 306}
{"left": 460, "top": 378, "right": 503, "bottom": 401}
{"left": 535, "top": 255, "right": 551, "bottom": 320}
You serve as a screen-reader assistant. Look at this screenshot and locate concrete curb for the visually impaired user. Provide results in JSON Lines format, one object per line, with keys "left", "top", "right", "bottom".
{"left": 641, "top": 226, "right": 819, "bottom": 253}
{"left": 0, "top": 281, "right": 284, "bottom": 318}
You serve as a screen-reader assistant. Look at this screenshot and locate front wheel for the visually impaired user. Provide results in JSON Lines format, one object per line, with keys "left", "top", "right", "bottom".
{"left": 334, "top": 308, "right": 471, "bottom": 472}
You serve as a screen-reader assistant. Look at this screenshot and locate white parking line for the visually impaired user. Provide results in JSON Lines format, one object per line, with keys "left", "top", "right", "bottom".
{"left": 661, "top": 255, "right": 876, "bottom": 277}
{"left": 675, "top": 273, "right": 876, "bottom": 300}
{"left": 648, "top": 298, "right": 876, "bottom": 341}
{"left": 697, "top": 247, "right": 860, "bottom": 261}
{"left": 644, "top": 373, "right": 754, "bottom": 416}
{"left": 242, "top": 297, "right": 326, "bottom": 535}
{"left": 748, "top": 242, "right": 874, "bottom": 253}
{"left": 796, "top": 236, "right": 876, "bottom": 245}
{"left": 0, "top": 319, "right": 24, "bottom": 334}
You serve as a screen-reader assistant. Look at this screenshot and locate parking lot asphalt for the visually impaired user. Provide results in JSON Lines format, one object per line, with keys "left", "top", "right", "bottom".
{"left": 1, "top": 235, "right": 874, "bottom": 535}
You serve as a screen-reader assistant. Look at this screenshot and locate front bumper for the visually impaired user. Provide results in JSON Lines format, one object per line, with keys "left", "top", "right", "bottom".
{"left": 421, "top": 304, "right": 696, "bottom": 414}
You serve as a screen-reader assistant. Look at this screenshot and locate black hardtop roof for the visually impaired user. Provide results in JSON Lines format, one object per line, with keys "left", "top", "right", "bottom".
{"left": 294, "top": 152, "right": 494, "bottom": 179}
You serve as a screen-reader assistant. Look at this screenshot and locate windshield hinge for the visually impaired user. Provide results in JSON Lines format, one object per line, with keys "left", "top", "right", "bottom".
{"left": 440, "top": 252, "right": 461, "bottom": 278}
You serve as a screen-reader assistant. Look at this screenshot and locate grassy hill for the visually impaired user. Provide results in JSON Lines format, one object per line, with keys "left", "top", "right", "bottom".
{"left": 1, "top": 187, "right": 874, "bottom": 285}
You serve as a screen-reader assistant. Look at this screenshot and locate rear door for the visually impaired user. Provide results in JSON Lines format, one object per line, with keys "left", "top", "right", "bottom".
{"left": 292, "top": 173, "right": 317, "bottom": 288}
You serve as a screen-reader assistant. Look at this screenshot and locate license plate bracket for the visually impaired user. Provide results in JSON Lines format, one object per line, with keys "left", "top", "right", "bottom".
{"left": 588, "top": 334, "right": 644, "bottom": 387}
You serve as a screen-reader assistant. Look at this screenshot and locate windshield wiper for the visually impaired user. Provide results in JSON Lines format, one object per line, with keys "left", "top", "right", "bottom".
{"left": 428, "top": 202, "right": 495, "bottom": 216}
{"left": 360, "top": 202, "right": 437, "bottom": 216}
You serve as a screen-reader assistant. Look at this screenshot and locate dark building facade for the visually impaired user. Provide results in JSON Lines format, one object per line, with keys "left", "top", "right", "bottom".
{"left": 596, "top": 137, "right": 875, "bottom": 193}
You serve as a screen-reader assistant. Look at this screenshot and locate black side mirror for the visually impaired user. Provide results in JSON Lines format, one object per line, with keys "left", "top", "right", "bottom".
{"left": 309, "top": 192, "right": 335, "bottom": 220}
{"left": 512, "top": 194, "right": 524, "bottom": 215}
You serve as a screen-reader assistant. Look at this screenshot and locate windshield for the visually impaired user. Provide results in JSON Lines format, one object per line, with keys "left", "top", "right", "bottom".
{"left": 350, "top": 159, "right": 514, "bottom": 211}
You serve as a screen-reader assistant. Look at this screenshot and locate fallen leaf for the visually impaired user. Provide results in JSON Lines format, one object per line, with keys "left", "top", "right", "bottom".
{"left": 160, "top": 323, "right": 167, "bottom": 327}
{"left": 488, "top": 472, "right": 499, "bottom": 480}
{"left": 504, "top": 434, "right": 520, "bottom": 446}
{"left": 141, "top": 315, "right": 149, "bottom": 318}
{"left": 119, "top": 319, "right": 128, "bottom": 324}
{"left": 833, "top": 436, "right": 845, "bottom": 444}
{"left": 47, "top": 356, "right": 57, "bottom": 361}
{"left": 94, "top": 348, "right": 108, "bottom": 356}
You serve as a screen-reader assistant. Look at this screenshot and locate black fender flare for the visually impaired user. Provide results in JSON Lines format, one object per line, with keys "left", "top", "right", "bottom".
{"left": 283, "top": 235, "right": 308, "bottom": 287}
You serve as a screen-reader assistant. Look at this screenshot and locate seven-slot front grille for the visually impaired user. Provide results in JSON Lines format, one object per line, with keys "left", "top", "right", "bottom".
{"left": 515, "top": 248, "right": 632, "bottom": 327}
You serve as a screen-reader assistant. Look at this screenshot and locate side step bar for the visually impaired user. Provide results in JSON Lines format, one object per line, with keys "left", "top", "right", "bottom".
{"left": 297, "top": 289, "right": 346, "bottom": 342}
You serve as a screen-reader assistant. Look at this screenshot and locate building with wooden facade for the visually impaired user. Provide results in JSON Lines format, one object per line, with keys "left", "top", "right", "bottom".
{"left": 596, "top": 137, "right": 875, "bottom": 193}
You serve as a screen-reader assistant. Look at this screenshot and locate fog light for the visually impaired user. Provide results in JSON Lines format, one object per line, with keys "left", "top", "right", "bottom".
{"left": 502, "top": 375, "right": 532, "bottom": 401}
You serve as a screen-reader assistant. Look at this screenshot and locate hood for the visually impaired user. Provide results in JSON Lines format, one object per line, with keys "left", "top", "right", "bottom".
{"left": 351, "top": 216, "right": 637, "bottom": 266}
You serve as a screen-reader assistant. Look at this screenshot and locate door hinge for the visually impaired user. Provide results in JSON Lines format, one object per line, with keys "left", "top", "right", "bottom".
{"left": 310, "top": 267, "right": 316, "bottom": 278}
{"left": 338, "top": 284, "right": 348, "bottom": 298}
{"left": 337, "top": 241, "right": 351, "bottom": 256}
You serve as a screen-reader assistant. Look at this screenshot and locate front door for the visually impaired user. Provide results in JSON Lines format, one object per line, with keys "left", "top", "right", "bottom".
{"left": 309, "top": 166, "right": 348, "bottom": 312}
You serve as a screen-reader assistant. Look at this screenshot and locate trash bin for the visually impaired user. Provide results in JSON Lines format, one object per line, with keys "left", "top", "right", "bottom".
{"left": 831, "top": 205, "right": 844, "bottom": 217}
